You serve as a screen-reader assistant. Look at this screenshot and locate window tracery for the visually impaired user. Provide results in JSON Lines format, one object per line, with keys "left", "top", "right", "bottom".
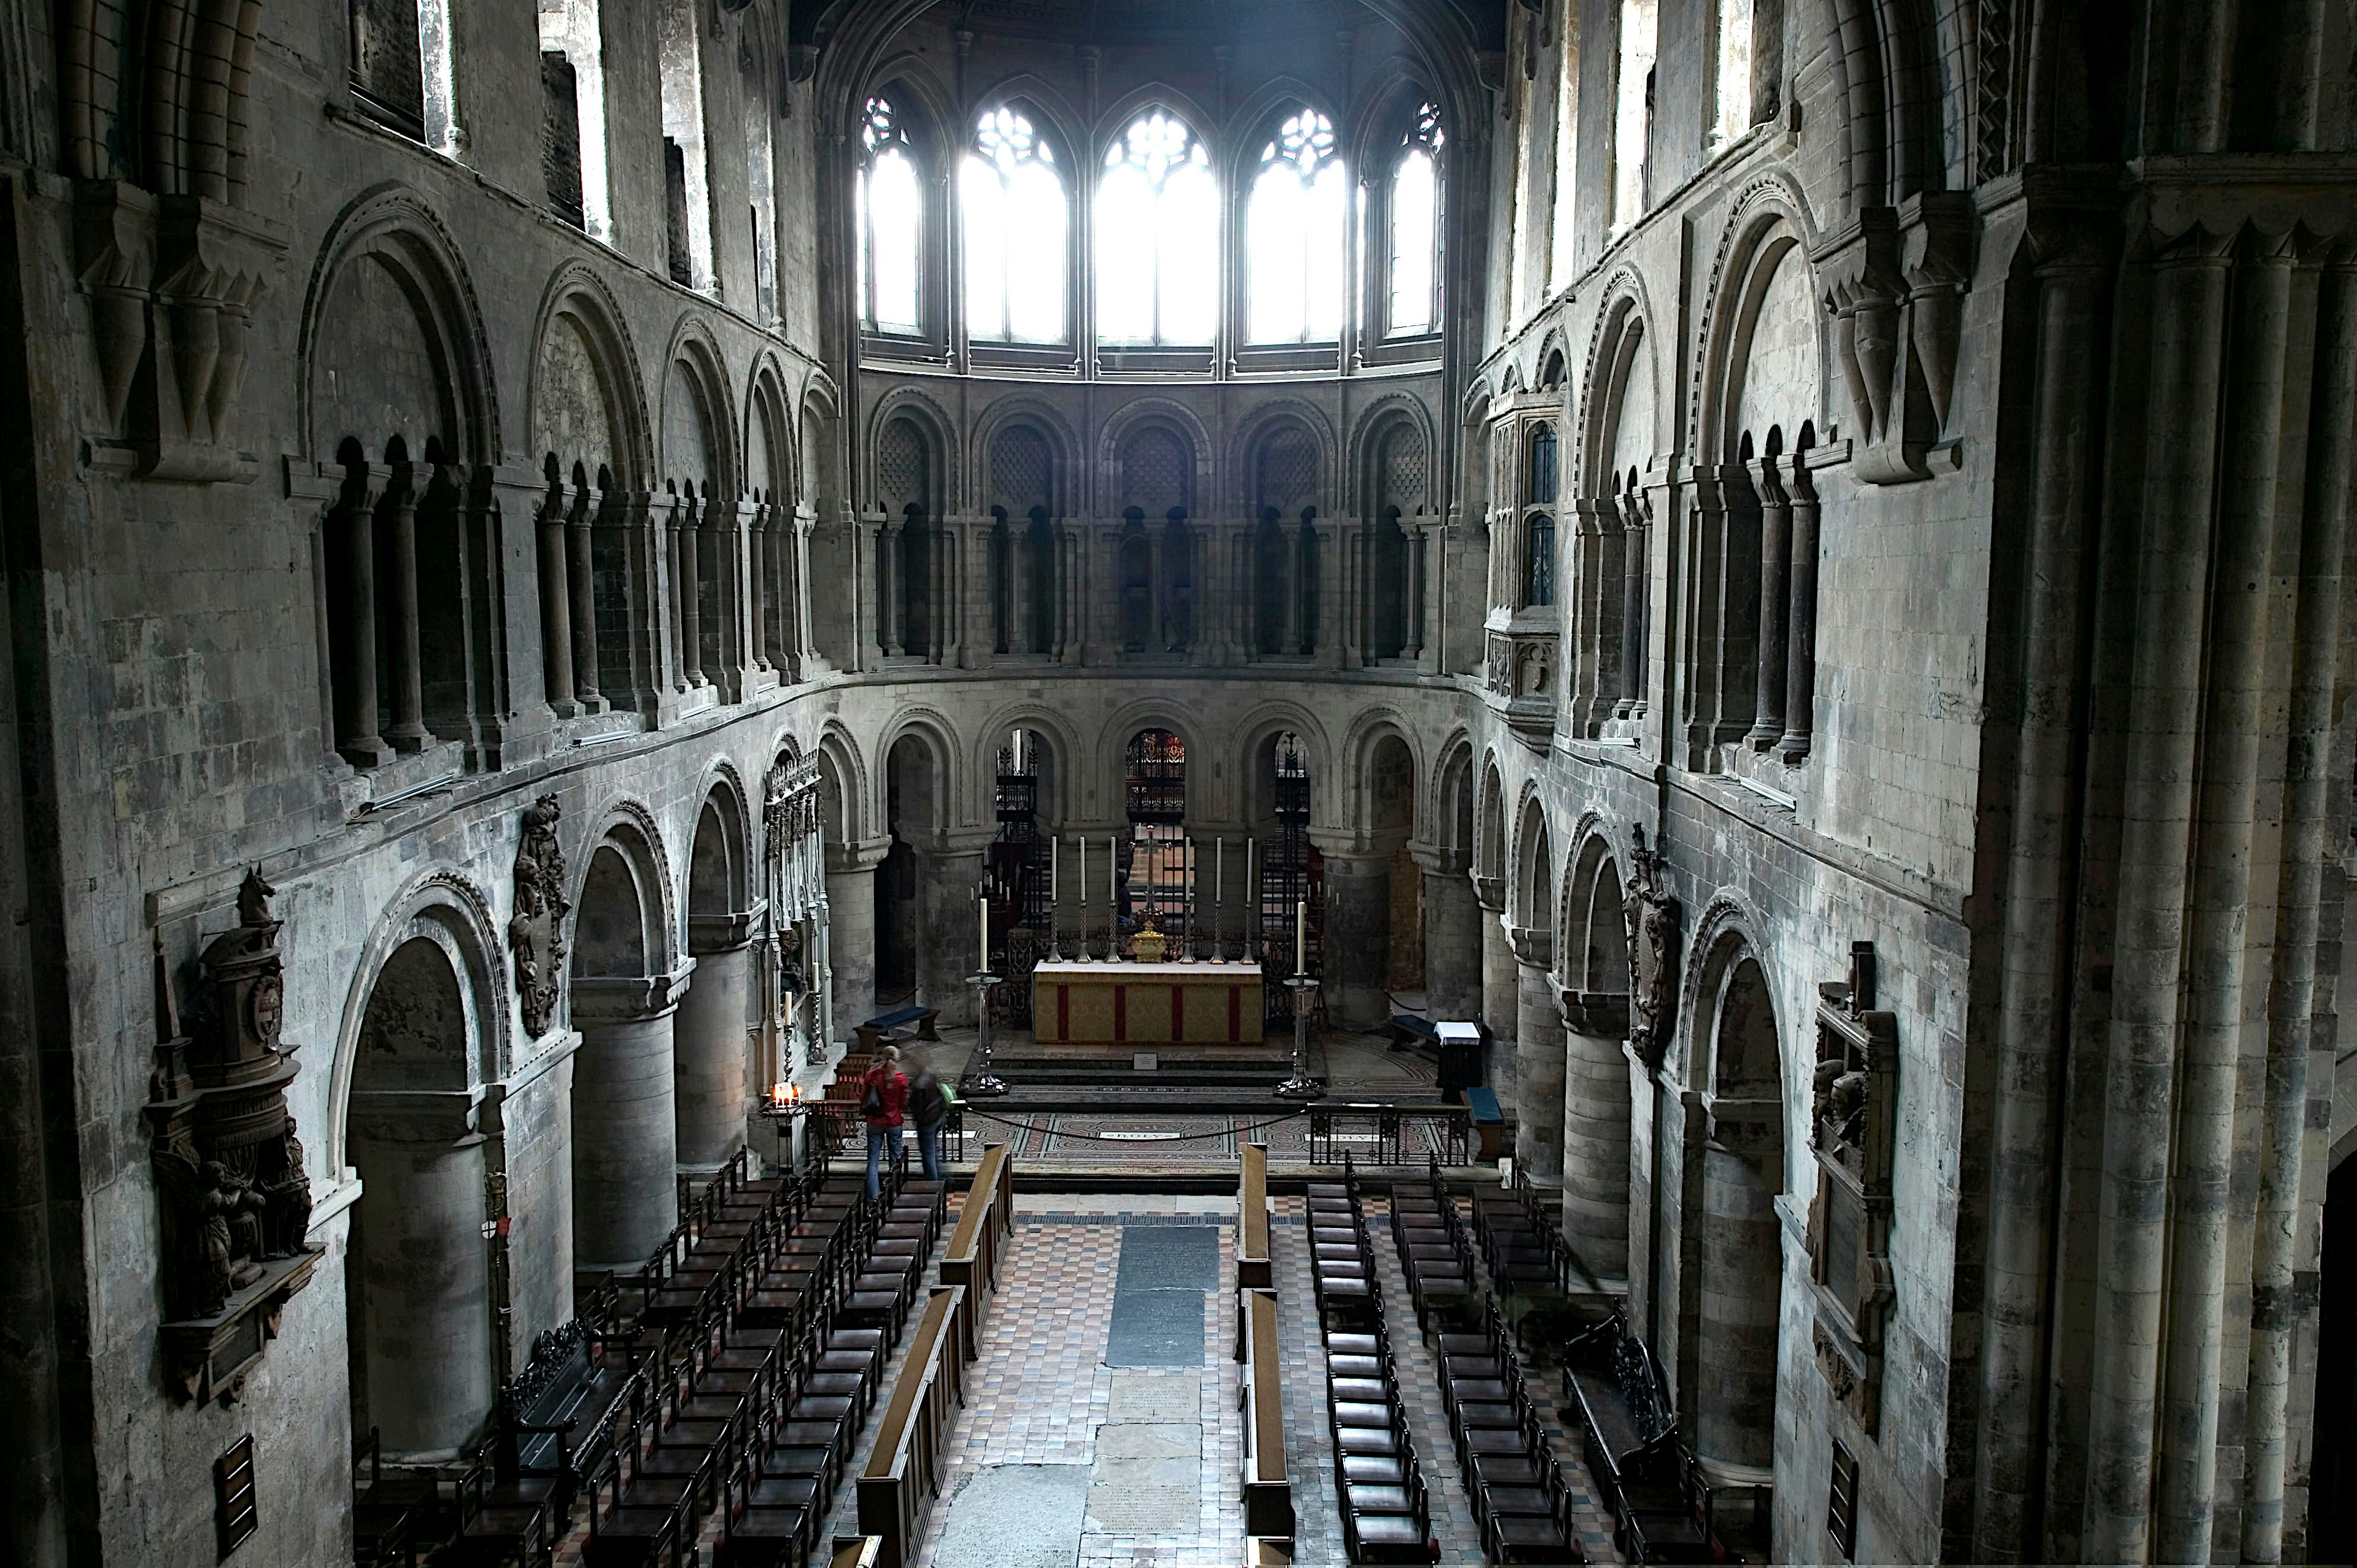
{"left": 964, "top": 106, "right": 1068, "bottom": 343}
{"left": 1097, "top": 110, "right": 1217, "bottom": 346}
{"left": 1247, "top": 109, "right": 1346, "bottom": 345}
{"left": 859, "top": 96, "right": 922, "bottom": 334}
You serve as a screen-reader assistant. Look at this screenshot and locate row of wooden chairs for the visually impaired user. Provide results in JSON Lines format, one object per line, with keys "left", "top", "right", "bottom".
{"left": 1472, "top": 1168, "right": 1576, "bottom": 1305}
{"left": 1388, "top": 1159, "right": 1480, "bottom": 1336}
{"left": 1310, "top": 1164, "right": 1439, "bottom": 1564}
{"left": 1433, "top": 1301, "right": 1584, "bottom": 1564}
{"left": 579, "top": 1154, "right": 946, "bottom": 1567}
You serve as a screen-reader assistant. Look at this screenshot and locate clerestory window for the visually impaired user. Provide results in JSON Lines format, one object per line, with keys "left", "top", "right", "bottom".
{"left": 962, "top": 106, "right": 1069, "bottom": 344}
{"left": 1387, "top": 103, "right": 1444, "bottom": 337}
{"left": 1246, "top": 109, "right": 1347, "bottom": 345}
{"left": 859, "top": 96, "right": 922, "bottom": 334}
{"left": 1096, "top": 110, "right": 1217, "bottom": 347}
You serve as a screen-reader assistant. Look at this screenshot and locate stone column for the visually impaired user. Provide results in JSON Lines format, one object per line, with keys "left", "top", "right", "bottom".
{"left": 327, "top": 473, "right": 392, "bottom": 763}
{"left": 677, "top": 908, "right": 761, "bottom": 1171}
{"left": 1474, "top": 875, "right": 1514, "bottom": 1102}
{"left": 916, "top": 836, "right": 990, "bottom": 1026}
{"left": 826, "top": 836, "right": 891, "bottom": 1038}
{"left": 1746, "top": 457, "right": 1790, "bottom": 748}
{"left": 1314, "top": 843, "right": 1393, "bottom": 1029}
{"left": 536, "top": 485, "right": 576, "bottom": 717}
{"left": 1560, "top": 990, "right": 1633, "bottom": 1282}
{"left": 877, "top": 517, "right": 903, "bottom": 657}
{"left": 1415, "top": 846, "right": 1480, "bottom": 1019}
{"left": 381, "top": 466, "right": 432, "bottom": 751}
{"left": 347, "top": 1110, "right": 492, "bottom": 1462}
{"left": 679, "top": 492, "right": 706, "bottom": 688}
{"left": 570, "top": 968, "right": 691, "bottom": 1271}
{"left": 1509, "top": 925, "right": 1563, "bottom": 1189}
{"left": 570, "top": 489, "right": 604, "bottom": 708}
{"left": 1778, "top": 459, "right": 1819, "bottom": 759}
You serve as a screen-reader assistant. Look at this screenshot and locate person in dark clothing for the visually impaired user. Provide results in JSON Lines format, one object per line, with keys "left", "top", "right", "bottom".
{"left": 908, "top": 1061, "right": 950, "bottom": 1180}
{"left": 861, "top": 1044, "right": 910, "bottom": 1198}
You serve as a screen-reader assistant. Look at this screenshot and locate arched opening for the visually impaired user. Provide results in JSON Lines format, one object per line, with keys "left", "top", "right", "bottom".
{"left": 1118, "top": 512, "right": 1153, "bottom": 651}
{"left": 569, "top": 835, "right": 678, "bottom": 1273}
{"left": 1422, "top": 741, "right": 1482, "bottom": 1024}
{"left": 1689, "top": 946, "right": 1786, "bottom": 1473}
{"left": 986, "top": 725, "right": 1056, "bottom": 1020}
{"left": 678, "top": 786, "right": 753, "bottom": 1172}
{"left": 1561, "top": 838, "right": 1633, "bottom": 1280}
{"left": 346, "top": 932, "right": 490, "bottom": 1462}
{"left": 1325, "top": 732, "right": 1418, "bottom": 1029}
{"left": 877, "top": 733, "right": 941, "bottom": 1007}
{"left": 1122, "top": 728, "right": 1188, "bottom": 941}
{"left": 1512, "top": 800, "right": 1563, "bottom": 1185}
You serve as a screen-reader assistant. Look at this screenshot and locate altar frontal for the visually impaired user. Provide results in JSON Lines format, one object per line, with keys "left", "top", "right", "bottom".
{"left": 1032, "top": 960, "right": 1265, "bottom": 1045}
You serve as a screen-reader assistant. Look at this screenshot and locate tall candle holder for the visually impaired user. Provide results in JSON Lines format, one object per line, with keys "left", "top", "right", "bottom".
{"left": 1275, "top": 971, "right": 1323, "bottom": 1100}
{"left": 963, "top": 971, "right": 1008, "bottom": 1097}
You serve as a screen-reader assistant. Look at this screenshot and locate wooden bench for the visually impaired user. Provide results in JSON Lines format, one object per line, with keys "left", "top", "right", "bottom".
{"left": 1235, "top": 1285, "right": 1295, "bottom": 1541}
{"left": 1387, "top": 1013, "right": 1439, "bottom": 1052}
{"left": 939, "top": 1141, "right": 1015, "bottom": 1360}
{"left": 1465, "top": 1086, "right": 1509, "bottom": 1163}
{"left": 1563, "top": 1311, "right": 1718, "bottom": 1563}
{"left": 855, "top": 1288, "right": 968, "bottom": 1568}
{"left": 1237, "top": 1142, "right": 1272, "bottom": 1291}
{"left": 854, "top": 1005, "right": 940, "bottom": 1053}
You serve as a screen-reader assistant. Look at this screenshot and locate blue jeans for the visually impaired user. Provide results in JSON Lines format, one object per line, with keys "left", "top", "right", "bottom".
{"left": 865, "top": 1125, "right": 900, "bottom": 1198}
{"left": 915, "top": 1122, "right": 944, "bottom": 1181}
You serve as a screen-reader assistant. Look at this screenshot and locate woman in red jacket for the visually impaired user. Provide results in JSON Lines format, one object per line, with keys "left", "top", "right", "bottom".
{"left": 861, "top": 1044, "right": 910, "bottom": 1199}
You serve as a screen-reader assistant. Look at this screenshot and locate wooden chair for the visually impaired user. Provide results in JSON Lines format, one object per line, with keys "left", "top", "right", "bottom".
{"left": 451, "top": 1454, "right": 553, "bottom": 1568}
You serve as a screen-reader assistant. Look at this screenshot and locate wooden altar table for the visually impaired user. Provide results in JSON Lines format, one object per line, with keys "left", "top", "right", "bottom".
{"left": 1031, "top": 960, "right": 1266, "bottom": 1045}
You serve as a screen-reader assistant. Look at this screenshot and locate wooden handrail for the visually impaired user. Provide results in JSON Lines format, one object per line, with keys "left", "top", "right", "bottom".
{"left": 856, "top": 1287, "right": 965, "bottom": 1568}
{"left": 1237, "top": 1143, "right": 1271, "bottom": 1289}
{"left": 1236, "top": 1286, "right": 1293, "bottom": 1540}
{"left": 940, "top": 1141, "right": 1015, "bottom": 1359}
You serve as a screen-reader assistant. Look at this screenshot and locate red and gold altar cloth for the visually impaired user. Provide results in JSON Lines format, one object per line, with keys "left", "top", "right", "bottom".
{"left": 1030, "top": 960, "right": 1265, "bottom": 1045}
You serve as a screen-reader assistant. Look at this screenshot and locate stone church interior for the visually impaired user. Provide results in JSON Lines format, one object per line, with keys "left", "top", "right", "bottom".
{"left": 6, "top": 0, "right": 2357, "bottom": 1563}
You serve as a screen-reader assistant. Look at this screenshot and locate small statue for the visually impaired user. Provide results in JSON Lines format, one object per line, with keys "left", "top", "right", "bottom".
{"left": 236, "top": 867, "right": 276, "bottom": 927}
{"left": 262, "top": 1119, "right": 313, "bottom": 1258}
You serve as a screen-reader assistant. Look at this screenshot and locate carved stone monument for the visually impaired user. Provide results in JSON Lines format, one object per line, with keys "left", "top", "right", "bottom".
{"left": 511, "top": 794, "right": 571, "bottom": 1039}
{"left": 1805, "top": 939, "right": 1899, "bottom": 1434}
{"left": 147, "top": 869, "right": 320, "bottom": 1403}
{"left": 1622, "top": 824, "right": 1682, "bottom": 1068}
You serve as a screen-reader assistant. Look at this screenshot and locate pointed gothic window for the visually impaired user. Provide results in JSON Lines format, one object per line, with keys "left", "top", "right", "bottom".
{"left": 1388, "top": 103, "right": 1444, "bottom": 337}
{"left": 859, "top": 96, "right": 922, "bottom": 334}
{"left": 963, "top": 106, "right": 1068, "bottom": 343}
{"left": 1247, "top": 108, "right": 1347, "bottom": 344}
{"left": 1096, "top": 110, "right": 1218, "bottom": 346}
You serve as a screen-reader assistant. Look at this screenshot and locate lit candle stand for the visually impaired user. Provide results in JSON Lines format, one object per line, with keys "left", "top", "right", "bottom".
{"left": 758, "top": 1079, "right": 819, "bottom": 1174}
{"left": 1275, "top": 898, "right": 1323, "bottom": 1100}
{"left": 965, "top": 893, "right": 1009, "bottom": 1097}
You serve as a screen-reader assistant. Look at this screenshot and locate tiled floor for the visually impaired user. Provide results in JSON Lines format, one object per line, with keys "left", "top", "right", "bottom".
{"left": 853, "top": 1194, "right": 1622, "bottom": 1568}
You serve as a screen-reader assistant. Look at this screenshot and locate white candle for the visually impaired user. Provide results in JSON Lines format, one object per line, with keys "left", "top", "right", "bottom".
{"left": 1078, "top": 835, "right": 1086, "bottom": 913}
{"left": 1295, "top": 900, "right": 1306, "bottom": 976}
{"left": 1109, "top": 835, "right": 1115, "bottom": 906}
{"left": 1246, "top": 840, "right": 1255, "bottom": 935}
{"left": 1215, "top": 838, "right": 1223, "bottom": 908}
{"left": 1051, "top": 835, "right": 1058, "bottom": 905}
{"left": 979, "top": 896, "right": 988, "bottom": 973}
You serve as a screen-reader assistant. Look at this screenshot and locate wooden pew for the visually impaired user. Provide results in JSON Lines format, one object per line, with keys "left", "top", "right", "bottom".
{"left": 1237, "top": 1142, "right": 1272, "bottom": 1291}
{"left": 854, "top": 1288, "right": 967, "bottom": 1568}
{"left": 938, "top": 1141, "right": 1015, "bottom": 1361}
{"left": 1234, "top": 1285, "right": 1295, "bottom": 1542}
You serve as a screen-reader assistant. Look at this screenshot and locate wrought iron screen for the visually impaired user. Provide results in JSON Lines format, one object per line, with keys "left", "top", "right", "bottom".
{"left": 1123, "top": 728, "right": 1188, "bottom": 940}
{"left": 986, "top": 738, "right": 1049, "bottom": 1024}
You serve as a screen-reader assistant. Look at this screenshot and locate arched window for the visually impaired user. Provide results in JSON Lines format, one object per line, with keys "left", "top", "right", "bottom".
{"left": 1613, "top": 0, "right": 1658, "bottom": 230}
{"left": 1096, "top": 110, "right": 1218, "bottom": 346}
{"left": 1525, "top": 427, "right": 1558, "bottom": 606}
{"left": 1525, "top": 515, "right": 1557, "bottom": 606}
{"left": 1247, "top": 108, "right": 1347, "bottom": 344}
{"left": 1714, "top": 0, "right": 1755, "bottom": 146}
{"left": 1387, "top": 103, "right": 1444, "bottom": 337}
{"left": 963, "top": 106, "right": 1068, "bottom": 343}
{"left": 859, "top": 96, "right": 922, "bottom": 334}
